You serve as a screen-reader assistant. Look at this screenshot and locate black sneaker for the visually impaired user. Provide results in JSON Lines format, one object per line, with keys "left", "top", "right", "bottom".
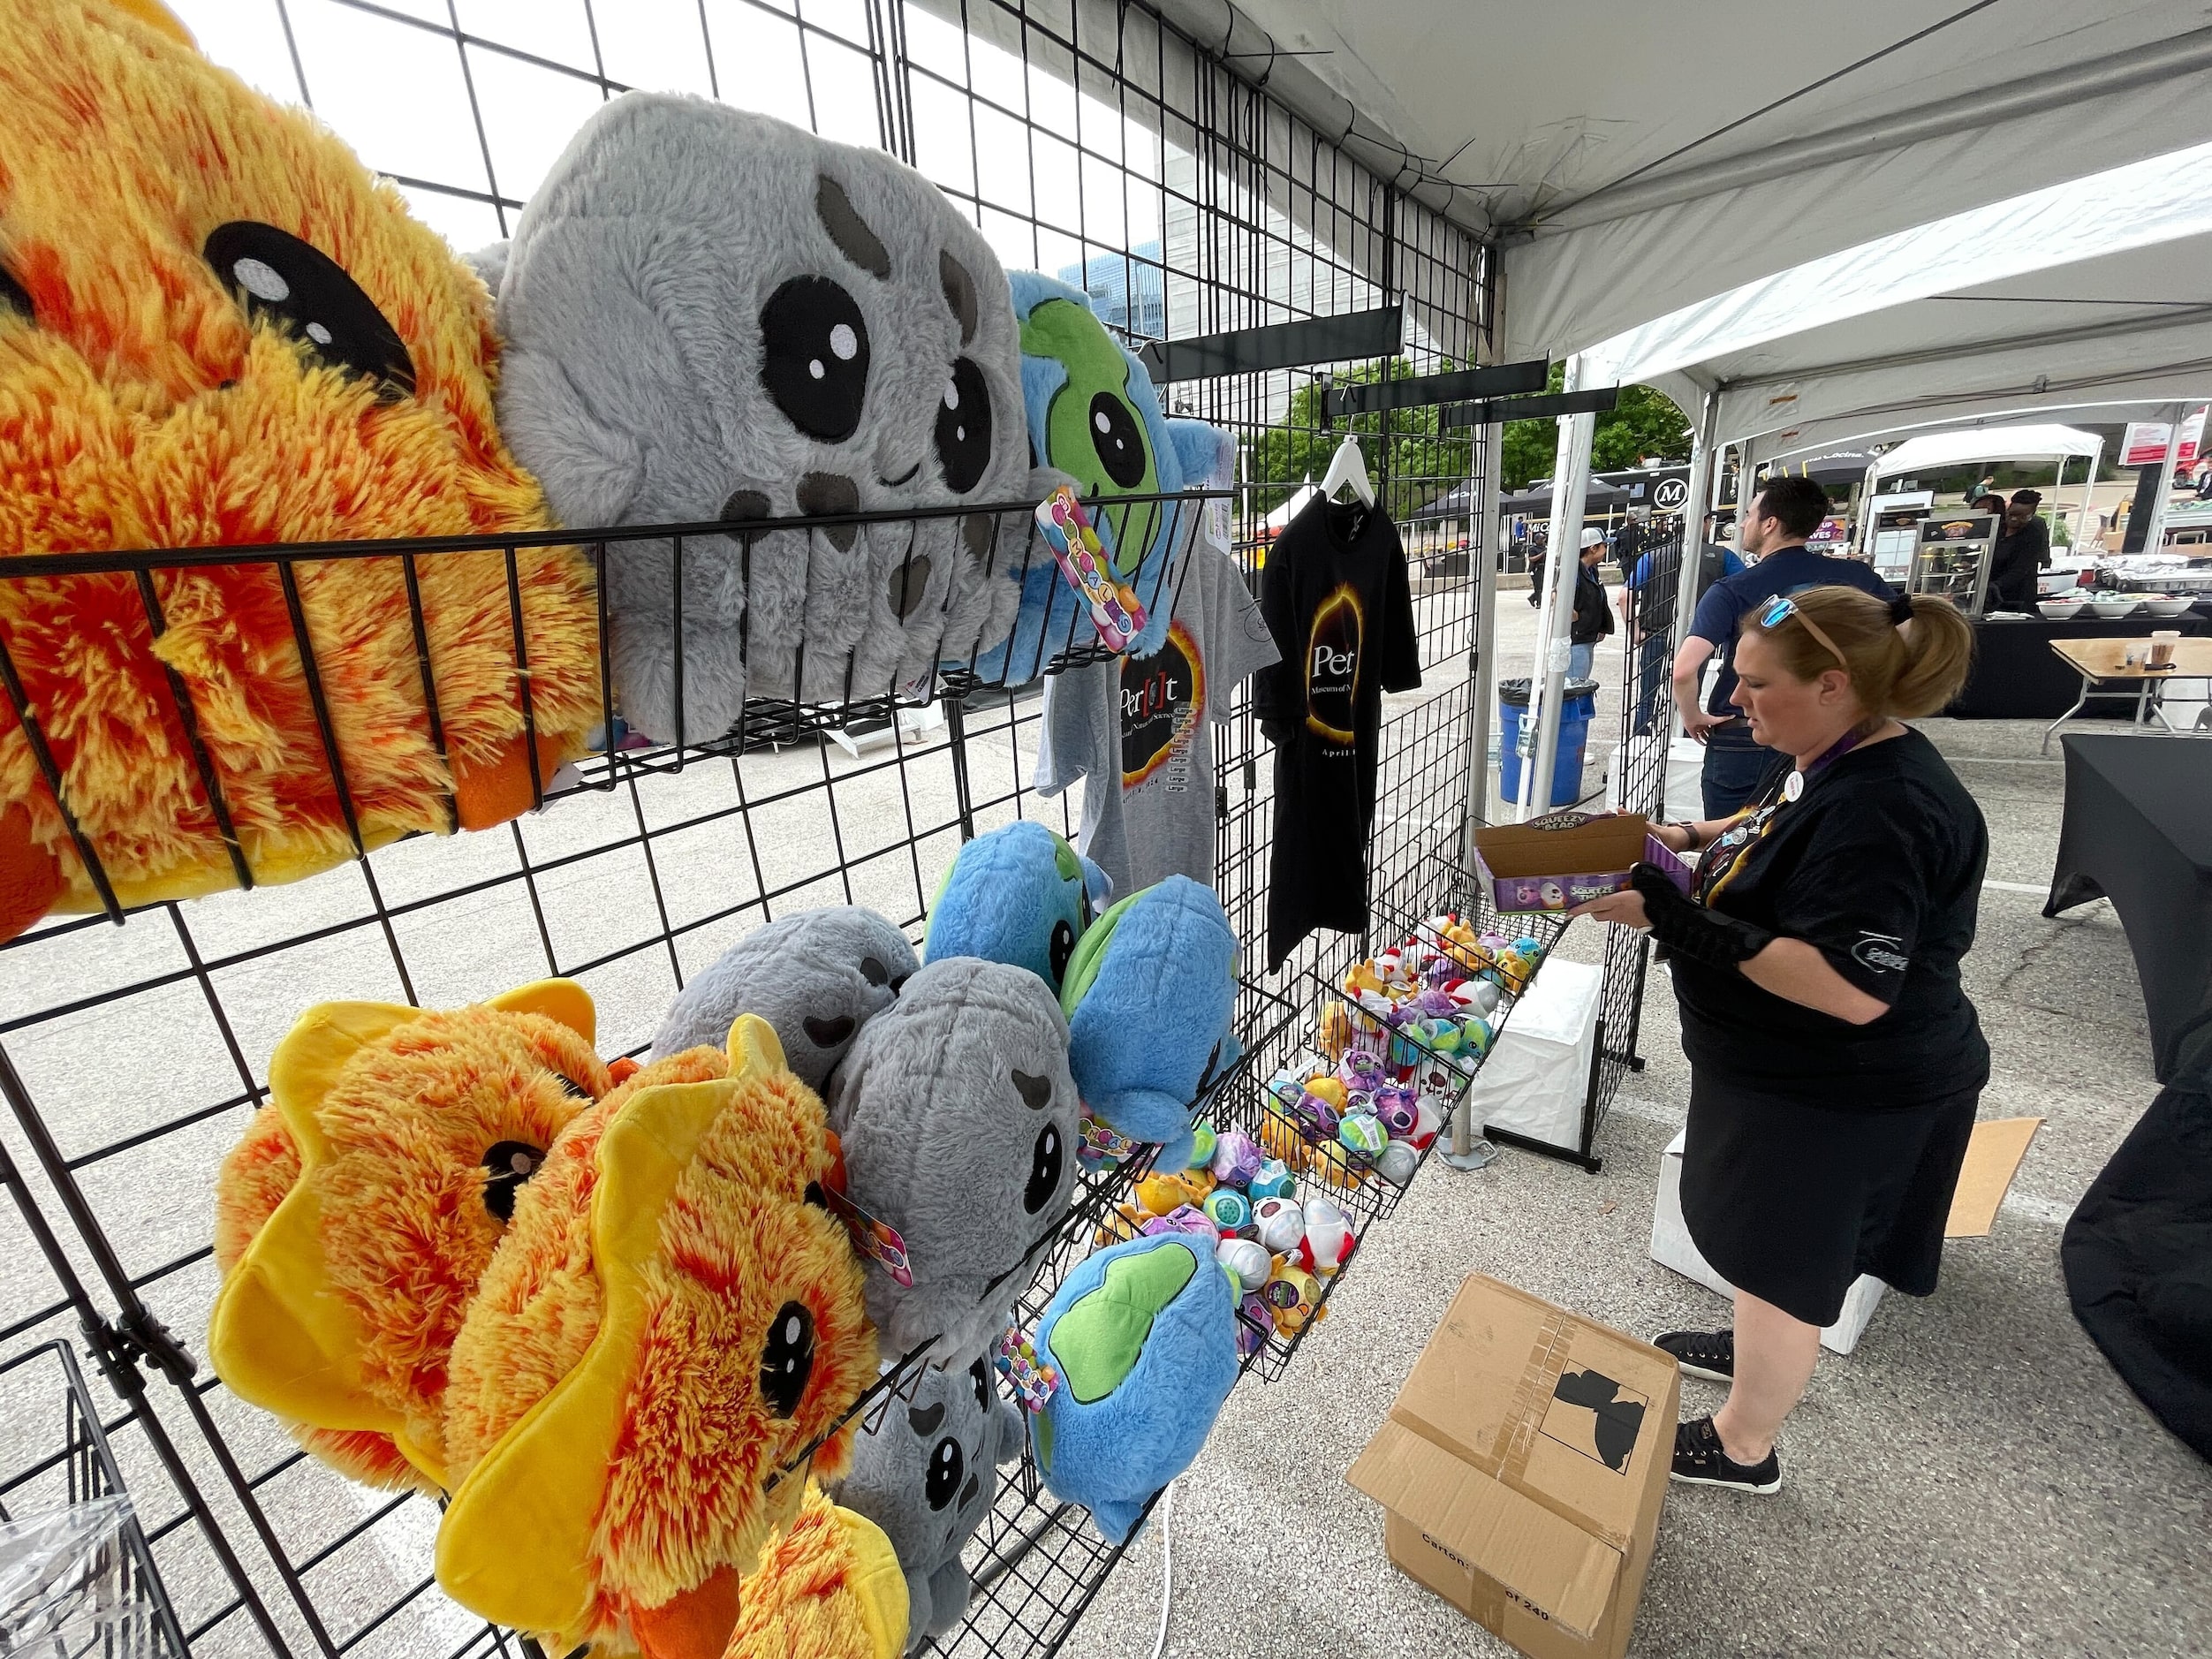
{"left": 1654, "top": 1328, "right": 1733, "bottom": 1382}
{"left": 1670, "top": 1415, "right": 1781, "bottom": 1494}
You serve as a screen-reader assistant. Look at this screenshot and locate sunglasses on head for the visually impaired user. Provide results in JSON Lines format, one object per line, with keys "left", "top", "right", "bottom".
{"left": 1755, "top": 594, "right": 1847, "bottom": 670}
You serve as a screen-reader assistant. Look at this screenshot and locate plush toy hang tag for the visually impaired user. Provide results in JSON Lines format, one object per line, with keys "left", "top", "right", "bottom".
{"left": 817, "top": 1172, "right": 914, "bottom": 1289}
{"left": 993, "top": 1327, "right": 1059, "bottom": 1413}
{"left": 1078, "top": 1110, "right": 1137, "bottom": 1170}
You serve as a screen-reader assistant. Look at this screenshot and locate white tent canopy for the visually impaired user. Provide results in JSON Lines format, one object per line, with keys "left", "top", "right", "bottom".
{"left": 1872, "top": 426, "right": 2103, "bottom": 479}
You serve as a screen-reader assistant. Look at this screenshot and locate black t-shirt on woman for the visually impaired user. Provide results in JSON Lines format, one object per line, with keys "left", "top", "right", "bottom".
{"left": 1670, "top": 726, "right": 1991, "bottom": 1107}
{"left": 1254, "top": 495, "right": 1421, "bottom": 970}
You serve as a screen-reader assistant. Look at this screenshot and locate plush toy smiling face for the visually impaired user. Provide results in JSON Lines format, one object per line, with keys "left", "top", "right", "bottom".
{"left": 0, "top": 0, "right": 601, "bottom": 940}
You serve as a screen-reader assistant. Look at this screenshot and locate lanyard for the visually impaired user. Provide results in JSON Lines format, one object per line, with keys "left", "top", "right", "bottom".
{"left": 1781, "top": 726, "right": 1866, "bottom": 803}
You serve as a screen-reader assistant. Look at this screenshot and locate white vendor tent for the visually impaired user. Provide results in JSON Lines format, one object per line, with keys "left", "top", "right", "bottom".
{"left": 1870, "top": 426, "right": 2102, "bottom": 480}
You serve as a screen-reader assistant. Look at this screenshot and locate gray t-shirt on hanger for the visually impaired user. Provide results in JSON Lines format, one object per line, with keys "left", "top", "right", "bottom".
{"left": 1034, "top": 538, "right": 1279, "bottom": 895}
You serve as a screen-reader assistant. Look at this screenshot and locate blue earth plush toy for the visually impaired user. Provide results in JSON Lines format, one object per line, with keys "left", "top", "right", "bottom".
{"left": 967, "top": 273, "right": 1228, "bottom": 684}
{"left": 1061, "top": 876, "right": 1239, "bottom": 1165}
{"left": 924, "top": 821, "right": 1109, "bottom": 996}
{"left": 1030, "top": 1232, "right": 1239, "bottom": 1543}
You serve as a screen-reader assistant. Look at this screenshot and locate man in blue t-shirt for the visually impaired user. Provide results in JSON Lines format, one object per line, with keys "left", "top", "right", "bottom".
{"left": 1621, "top": 517, "right": 1745, "bottom": 735}
{"left": 1672, "top": 476, "right": 1894, "bottom": 816}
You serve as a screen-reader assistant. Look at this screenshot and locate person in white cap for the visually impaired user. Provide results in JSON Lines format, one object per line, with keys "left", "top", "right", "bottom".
{"left": 1568, "top": 526, "right": 1616, "bottom": 682}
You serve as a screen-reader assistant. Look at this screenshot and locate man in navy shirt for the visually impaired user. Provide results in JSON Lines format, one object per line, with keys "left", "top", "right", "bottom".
{"left": 1622, "top": 516, "right": 1745, "bottom": 735}
{"left": 1672, "top": 476, "right": 1893, "bottom": 816}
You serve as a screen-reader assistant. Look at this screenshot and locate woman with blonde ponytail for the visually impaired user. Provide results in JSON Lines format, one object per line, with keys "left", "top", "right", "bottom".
{"left": 1575, "top": 585, "right": 1989, "bottom": 1497}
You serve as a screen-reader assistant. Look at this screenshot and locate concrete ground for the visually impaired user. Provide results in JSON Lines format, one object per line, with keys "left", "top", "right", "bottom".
{"left": 1059, "top": 588, "right": 2212, "bottom": 1659}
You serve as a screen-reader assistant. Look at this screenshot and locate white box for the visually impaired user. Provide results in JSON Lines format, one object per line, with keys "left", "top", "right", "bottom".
{"left": 1466, "top": 958, "right": 1602, "bottom": 1155}
{"left": 1651, "top": 1128, "right": 1886, "bottom": 1356}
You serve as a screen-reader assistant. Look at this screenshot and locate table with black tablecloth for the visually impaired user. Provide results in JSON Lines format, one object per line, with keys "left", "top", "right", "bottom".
{"left": 1950, "top": 612, "right": 2211, "bottom": 718}
{"left": 2046, "top": 733, "right": 2212, "bottom": 1082}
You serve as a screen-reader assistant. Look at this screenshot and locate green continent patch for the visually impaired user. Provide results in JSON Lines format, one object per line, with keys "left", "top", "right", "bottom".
{"left": 1050, "top": 1241, "right": 1197, "bottom": 1403}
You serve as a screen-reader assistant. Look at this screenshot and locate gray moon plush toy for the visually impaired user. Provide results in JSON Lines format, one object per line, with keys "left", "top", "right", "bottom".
{"left": 834, "top": 1355, "right": 1023, "bottom": 1650}
{"left": 488, "top": 93, "right": 1032, "bottom": 741}
{"left": 826, "top": 958, "right": 1079, "bottom": 1364}
{"left": 649, "top": 906, "right": 920, "bottom": 1087}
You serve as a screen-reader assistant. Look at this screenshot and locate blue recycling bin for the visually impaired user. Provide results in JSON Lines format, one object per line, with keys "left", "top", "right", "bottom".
{"left": 1497, "top": 677, "right": 1599, "bottom": 810}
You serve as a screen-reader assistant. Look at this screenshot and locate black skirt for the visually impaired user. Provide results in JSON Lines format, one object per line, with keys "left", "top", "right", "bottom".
{"left": 1680, "top": 1072, "right": 1981, "bottom": 1328}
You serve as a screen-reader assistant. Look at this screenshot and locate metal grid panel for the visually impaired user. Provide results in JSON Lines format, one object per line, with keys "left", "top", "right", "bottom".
{"left": 0, "top": 4, "right": 1491, "bottom": 1655}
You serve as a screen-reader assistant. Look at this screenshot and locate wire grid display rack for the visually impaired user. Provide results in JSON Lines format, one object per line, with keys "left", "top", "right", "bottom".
{"left": 0, "top": 1338, "right": 190, "bottom": 1659}
{"left": 0, "top": 3, "right": 1501, "bottom": 1656}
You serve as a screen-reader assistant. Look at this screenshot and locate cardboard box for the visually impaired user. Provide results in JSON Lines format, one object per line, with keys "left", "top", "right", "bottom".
{"left": 1649, "top": 1118, "right": 2042, "bottom": 1356}
{"left": 1472, "top": 813, "right": 1692, "bottom": 914}
{"left": 1347, "top": 1276, "right": 1678, "bottom": 1659}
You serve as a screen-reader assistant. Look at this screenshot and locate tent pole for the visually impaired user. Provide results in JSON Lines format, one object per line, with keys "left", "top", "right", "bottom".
{"left": 1520, "top": 355, "right": 1595, "bottom": 821}
{"left": 1670, "top": 391, "right": 1720, "bottom": 658}
{"left": 1461, "top": 418, "right": 1506, "bottom": 867}
{"left": 1858, "top": 460, "right": 1882, "bottom": 560}
{"left": 2142, "top": 402, "right": 2190, "bottom": 558}
{"left": 2080, "top": 438, "right": 2102, "bottom": 550}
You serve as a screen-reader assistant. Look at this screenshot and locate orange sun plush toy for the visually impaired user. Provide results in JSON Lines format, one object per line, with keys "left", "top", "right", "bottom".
{"left": 211, "top": 989, "right": 876, "bottom": 1659}
{"left": 0, "top": 0, "right": 601, "bottom": 943}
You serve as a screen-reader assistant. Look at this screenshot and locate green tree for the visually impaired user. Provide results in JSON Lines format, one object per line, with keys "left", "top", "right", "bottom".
{"left": 1247, "top": 360, "right": 1473, "bottom": 514}
{"left": 1498, "top": 362, "right": 1693, "bottom": 490}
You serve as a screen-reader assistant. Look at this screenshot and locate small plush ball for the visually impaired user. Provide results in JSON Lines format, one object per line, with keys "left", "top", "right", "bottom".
{"left": 1449, "top": 978, "right": 1500, "bottom": 1017}
{"left": 1298, "top": 1196, "right": 1355, "bottom": 1276}
{"left": 1512, "top": 936, "right": 1542, "bottom": 956}
{"left": 1253, "top": 1196, "right": 1304, "bottom": 1256}
{"left": 1135, "top": 1173, "right": 1193, "bottom": 1216}
{"left": 1237, "top": 1292, "right": 1273, "bottom": 1356}
{"left": 1186, "top": 1123, "right": 1218, "bottom": 1170}
{"left": 1210, "top": 1128, "right": 1263, "bottom": 1187}
{"left": 1316, "top": 1002, "right": 1354, "bottom": 1059}
{"left": 1407, "top": 1095, "right": 1444, "bottom": 1151}
{"left": 1265, "top": 1072, "right": 1306, "bottom": 1109}
{"left": 1216, "top": 1237, "right": 1272, "bottom": 1294}
{"left": 1290, "top": 1090, "right": 1342, "bottom": 1144}
{"left": 1374, "top": 1087, "right": 1420, "bottom": 1138}
{"left": 1305, "top": 1076, "right": 1348, "bottom": 1111}
{"left": 1337, "top": 1049, "right": 1386, "bottom": 1093}
{"left": 1247, "top": 1158, "right": 1296, "bottom": 1201}
{"left": 1203, "top": 1189, "right": 1252, "bottom": 1232}
{"left": 1263, "top": 1263, "right": 1325, "bottom": 1335}
{"left": 1460, "top": 1016, "right": 1494, "bottom": 1056}
{"left": 1421, "top": 1019, "right": 1466, "bottom": 1057}
{"left": 1375, "top": 1140, "right": 1420, "bottom": 1186}
{"left": 1337, "top": 1112, "right": 1389, "bottom": 1160}
{"left": 1140, "top": 1204, "right": 1217, "bottom": 1241}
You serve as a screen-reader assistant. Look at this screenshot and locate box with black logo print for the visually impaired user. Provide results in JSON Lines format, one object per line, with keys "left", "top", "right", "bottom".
{"left": 1346, "top": 1275, "right": 1678, "bottom": 1659}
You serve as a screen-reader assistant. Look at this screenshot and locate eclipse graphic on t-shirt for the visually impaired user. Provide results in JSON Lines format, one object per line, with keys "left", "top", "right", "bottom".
{"left": 1120, "top": 620, "right": 1205, "bottom": 785}
{"left": 1304, "top": 583, "right": 1364, "bottom": 744}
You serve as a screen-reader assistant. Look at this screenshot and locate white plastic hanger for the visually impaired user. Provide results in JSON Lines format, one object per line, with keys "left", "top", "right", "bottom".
{"left": 1321, "top": 433, "right": 1375, "bottom": 507}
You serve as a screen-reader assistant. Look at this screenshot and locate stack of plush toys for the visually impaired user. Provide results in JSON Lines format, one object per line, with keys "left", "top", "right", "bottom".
{"left": 0, "top": 0, "right": 1224, "bottom": 947}
{"left": 208, "top": 821, "right": 1248, "bottom": 1656}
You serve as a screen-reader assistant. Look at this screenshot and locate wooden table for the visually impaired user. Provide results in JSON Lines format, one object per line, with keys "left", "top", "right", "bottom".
{"left": 2041, "top": 636, "right": 2212, "bottom": 754}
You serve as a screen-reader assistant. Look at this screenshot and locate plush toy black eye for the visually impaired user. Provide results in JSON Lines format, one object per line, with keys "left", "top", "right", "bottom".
{"left": 1049, "top": 919, "right": 1075, "bottom": 985}
{"left": 859, "top": 956, "right": 890, "bottom": 987}
{"left": 802, "top": 1014, "right": 856, "bottom": 1049}
{"left": 1023, "top": 1121, "right": 1063, "bottom": 1215}
{"left": 760, "top": 1301, "right": 815, "bottom": 1418}
{"left": 936, "top": 357, "right": 994, "bottom": 495}
{"left": 0, "top": 264, "right": 31, "bottom": 324}
{"left": 924, "top": 1435, "right": 964, "bottom": 1511}
{"left": 203, "top": 222, "right": 414, "bottom": 397}
{"left": 969, "top": 1357, "right": 991, "bottom": 1413}
{"left": 480, "top": 1140, "right": 546, "bottom": 1223}
{"left": 1087, "top": 391, "right": 1146, "bottom": 488}
{"left": 761, "top": 276, "right": 870, "bottom": 443}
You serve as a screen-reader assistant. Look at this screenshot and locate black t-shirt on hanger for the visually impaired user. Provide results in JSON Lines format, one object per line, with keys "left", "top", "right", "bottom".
{"left": 1254, "top": 493, "right": 1421, "bottom": 971}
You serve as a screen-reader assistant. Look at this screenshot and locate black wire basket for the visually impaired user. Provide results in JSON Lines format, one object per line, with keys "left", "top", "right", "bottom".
{"left": 0, "top": 1339, "right": 190, "bottom": 1659}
